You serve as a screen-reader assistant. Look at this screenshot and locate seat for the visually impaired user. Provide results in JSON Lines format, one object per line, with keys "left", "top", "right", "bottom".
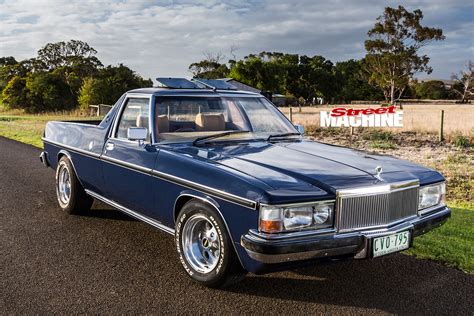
{"left": 195, "top": 113, "right": 225, "bottom": 131}
{"left": 136, "top": 115, "right": 148, "bottom": 128}
{"left": 156, "top": 115, "right": 170, "bottom": 133}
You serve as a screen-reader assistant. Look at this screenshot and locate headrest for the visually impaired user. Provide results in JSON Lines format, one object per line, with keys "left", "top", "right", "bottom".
{"left": 156, "top": 115, "right": 169, "bottom": 133}
{"left": 195, "top": 113, "right": 225, "bottom": 131}
{"left": 136, "top": 115, "right": 148, "bottom": 128}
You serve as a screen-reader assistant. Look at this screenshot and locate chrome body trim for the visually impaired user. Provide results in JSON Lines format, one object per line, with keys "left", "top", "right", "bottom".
{"left": 43, "top": 138, "right": 101, "bottom": 159}
{"left": 39, "top": 151, "right": 49, "bottom": 167}
{"left": 419, "top": 202, "right": 447, "bottom": 216}
{"left": 173, "top": 193, "right": 221, "bottom": 219}
{"left": 85, "top": 189, "right": 175, "bottom": 235}
{"left": 101, "top": 155, "right": 152, "bottom": 175}
{"left": 108, "top": 93, "right": 153, "bottom": 144}
{"left": 152, "top": 169, "right": 257, "bottom": 210}
{"left": 259, "top": 199, "right": 336, "bottom": 208}
{"left": 336, "top": 179, "right": 420, "bottom": 197}
{"left": 248, "top": 227, "right": 336, "bottom": 240}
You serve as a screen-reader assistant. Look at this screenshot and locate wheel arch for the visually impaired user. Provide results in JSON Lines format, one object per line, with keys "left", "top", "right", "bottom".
{"left": 56, "top": 150, "right": 84, "bottom": 187}
{"left": 173, "top": 191, "right": 221, "bottom": 223}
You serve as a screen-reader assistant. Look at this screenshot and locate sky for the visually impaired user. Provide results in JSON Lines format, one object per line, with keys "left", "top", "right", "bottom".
{"left": 0, "top": 0, "right": 473, "bottom": 83}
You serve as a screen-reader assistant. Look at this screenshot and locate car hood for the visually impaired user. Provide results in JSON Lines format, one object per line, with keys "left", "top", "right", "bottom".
{"left": 175, "top": 140, "right": 443, "bottom": 200}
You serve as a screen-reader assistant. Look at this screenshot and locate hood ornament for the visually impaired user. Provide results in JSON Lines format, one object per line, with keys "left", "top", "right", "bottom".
{"left": 374, "top": 166, "right": 384, "bottom": 182}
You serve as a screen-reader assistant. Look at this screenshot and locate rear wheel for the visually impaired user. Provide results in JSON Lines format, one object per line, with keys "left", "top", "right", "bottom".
{"left": 56, "top": 156, "right": 93, "bottom": 214}
{"left": 176, "top": 199, "right": 246, "bottom": 288}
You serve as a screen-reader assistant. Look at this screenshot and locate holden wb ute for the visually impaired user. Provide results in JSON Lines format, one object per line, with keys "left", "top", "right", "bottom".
{"left": 40, "top": 78, "right": 450, "bottom": 287}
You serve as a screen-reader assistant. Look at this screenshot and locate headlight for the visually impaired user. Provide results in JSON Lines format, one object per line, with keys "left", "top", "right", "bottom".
{"left": 418, "top": 182, "right": 445, "bottom": 212}
{"left": 259, "top": 202, "right": 334, "bottom": 233}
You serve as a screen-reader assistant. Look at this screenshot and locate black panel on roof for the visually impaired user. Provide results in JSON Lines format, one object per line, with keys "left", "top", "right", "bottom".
{"left": 193, "top": 78, "right": 238, "bottom": 90}
{"left": 156, "top": 77, "right": 201, "bottom": 89}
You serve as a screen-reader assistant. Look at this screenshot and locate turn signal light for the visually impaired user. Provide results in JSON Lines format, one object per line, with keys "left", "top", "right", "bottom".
{"left": 259, "top": 219, "right": 283, "bottom": 233}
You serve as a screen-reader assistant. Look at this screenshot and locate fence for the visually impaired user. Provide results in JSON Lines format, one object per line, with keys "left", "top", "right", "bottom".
{"left": 89, "top": 104, "right": 112, "bottom": 116}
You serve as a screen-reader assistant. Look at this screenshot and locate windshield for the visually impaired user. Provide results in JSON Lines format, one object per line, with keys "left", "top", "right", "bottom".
{"left": 154, "top": 96, "right": 297, "bottom": 143}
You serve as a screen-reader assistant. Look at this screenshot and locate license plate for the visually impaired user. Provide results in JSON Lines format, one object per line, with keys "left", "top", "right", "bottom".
{"left": 373, "top": 231, "right": 410, "bottom": 258}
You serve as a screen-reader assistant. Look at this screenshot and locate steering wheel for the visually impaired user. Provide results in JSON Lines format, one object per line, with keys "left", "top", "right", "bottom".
{"left": 174, "top": 127, "right": 195, "bottom": 133}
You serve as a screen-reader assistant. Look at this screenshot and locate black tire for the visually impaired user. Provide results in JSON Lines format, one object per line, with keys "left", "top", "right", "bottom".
{"left": 176, "top": 199, "right": 246, "bottom": 288}
{"left": 55, "top": 156, "right": 93, "bottom": 215}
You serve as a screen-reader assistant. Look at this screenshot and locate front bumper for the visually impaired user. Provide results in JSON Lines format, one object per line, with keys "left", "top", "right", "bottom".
{"left": 241, "top": 206, "right": 450, "bottom": 264}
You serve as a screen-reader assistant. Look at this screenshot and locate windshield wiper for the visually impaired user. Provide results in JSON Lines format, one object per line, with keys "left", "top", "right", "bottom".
{"left": 267, "top": 132, "right": 301, "bottom": 141}
{"left": 193, "top": 130, "right": 251, "bottom": 146}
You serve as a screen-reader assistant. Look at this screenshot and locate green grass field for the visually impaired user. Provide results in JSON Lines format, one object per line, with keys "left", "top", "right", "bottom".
{"left": 0, "top": 113, "right": 100, "bottom": 148}
{"left": 0, "top": 112, "right": 472, "bottom": 274}
{"left": 405, "top": 203, "right": 473, "bottom": 274}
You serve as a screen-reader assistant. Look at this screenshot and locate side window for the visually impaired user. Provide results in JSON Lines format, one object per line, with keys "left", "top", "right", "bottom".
{"left": 116, "top": 98, "right": 150, "bottom": 140}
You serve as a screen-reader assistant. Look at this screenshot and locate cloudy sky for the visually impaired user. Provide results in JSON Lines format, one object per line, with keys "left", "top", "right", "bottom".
{"left": 1, "top": 0, "right": 473, "bottom": 83}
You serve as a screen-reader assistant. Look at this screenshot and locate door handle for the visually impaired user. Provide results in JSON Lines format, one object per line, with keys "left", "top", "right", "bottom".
{"left": 105, "top": 142, "right": 115, "bottom": 151}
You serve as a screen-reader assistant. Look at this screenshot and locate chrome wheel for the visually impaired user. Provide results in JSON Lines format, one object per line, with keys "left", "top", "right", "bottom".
{"left": 182, "top": 214, "right": 221, "bottom": 274}
{"left": 57, "top": 165, "right": 71, "bottom": 205}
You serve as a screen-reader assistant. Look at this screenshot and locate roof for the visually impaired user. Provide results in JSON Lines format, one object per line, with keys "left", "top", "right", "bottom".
{"left": 221, "top": 78, "right": 261, "bottom": 93}
{"left": 128, "top": 87, "right": 260, "bottom": 97}
{"left": 128, "top": 77, "right": 261, "bottom": 96}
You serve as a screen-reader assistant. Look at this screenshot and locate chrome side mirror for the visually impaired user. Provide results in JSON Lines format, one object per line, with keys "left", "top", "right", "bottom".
{"left": 128, "top": 127, "right": 148, "bottom": 145}
{"left": 295, "top": 124, "right": 305, "bottom": 135}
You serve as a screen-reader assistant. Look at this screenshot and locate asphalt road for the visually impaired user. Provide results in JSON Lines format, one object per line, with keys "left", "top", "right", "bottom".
{"left": 1, "top": 136, "right": 473, "bottom": 315}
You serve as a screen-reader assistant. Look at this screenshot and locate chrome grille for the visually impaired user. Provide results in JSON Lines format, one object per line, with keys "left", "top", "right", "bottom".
{"left": 336, "top": 181, "right": 419, "bottom": 232}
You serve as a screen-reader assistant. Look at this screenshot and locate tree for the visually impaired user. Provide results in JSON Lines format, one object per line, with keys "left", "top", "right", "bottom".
{"left": 26, "top": 71, "right": 76, "bottom": 112}
{"left": 37, "top": 39, "right": 102, "bottom": 71}
{"left": 451, "top": 61, "right": 473, "bottom": 102}
{"left": 364, "top": 6, "right": 444, "bottom": 104}
{"left": 413, "top": 80, "right": 448, "bottom": 99}
{"left": 78, "top": 77, "right": 100, "bottom": 109}
{"left": 78, "top": 64, "right": 152, "bottom": 107}
{"left": 334, "top": 59, "right": 384, "bottom": 102}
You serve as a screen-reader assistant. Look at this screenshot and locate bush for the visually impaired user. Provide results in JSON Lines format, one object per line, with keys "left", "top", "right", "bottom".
{"left": 78, "top": 77, "right": 101, "bottom": 109}
{"left": 453, "top": 135, "right": 471, "bottom": 148}
{"left": 25, "top": 72, "right": 75, "bottom": 112}
{"left": 413, "top": 80, "right": 448, "bottom": 99}
{"left": 361, "top": 129, "right": 394, "bottom": 141}
{"left": 1, "top": 76, "right": 28, "bottom": 109}
{"left": 369, "top": 141, "right": 397, "bottom": 149}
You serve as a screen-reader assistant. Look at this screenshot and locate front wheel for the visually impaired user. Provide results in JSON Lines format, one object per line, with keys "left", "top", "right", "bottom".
{"left": 176, "top": 200, "right": 246, "bottom": 288}
{"left": 55, "top": 156, "right": 93, "bottom": 214}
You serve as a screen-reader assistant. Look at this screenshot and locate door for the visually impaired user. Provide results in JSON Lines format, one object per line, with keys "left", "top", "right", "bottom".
{"left": 101, "top": 95, "right": 158, "bottom": 217}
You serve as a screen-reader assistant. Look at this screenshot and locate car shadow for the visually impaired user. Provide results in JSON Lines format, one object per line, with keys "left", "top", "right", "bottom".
{"left": 227, "top": 254, "right": 468, "bottom": 314}
{"left": 80, "top": 201, "right": 137, "bottom": 222}
{"left": 80, "top": 208, "right": 137, "bottom": 221}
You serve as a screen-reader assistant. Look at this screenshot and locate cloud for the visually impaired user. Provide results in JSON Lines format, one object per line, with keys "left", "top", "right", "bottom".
{"left": 0, "top": 0, "right": 472, "bottom": 81}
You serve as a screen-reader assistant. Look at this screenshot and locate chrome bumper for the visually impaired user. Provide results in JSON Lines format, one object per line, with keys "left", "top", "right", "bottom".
{"left": 241, "top": 206, "right": 450, "bottom": 264}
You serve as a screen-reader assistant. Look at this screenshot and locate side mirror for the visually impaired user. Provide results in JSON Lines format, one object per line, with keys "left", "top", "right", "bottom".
{"left": 295, "top": 124, "right": 305, "bottom": 135}
{"left": 128, "top": 127, "right": 148, "bottom": 144}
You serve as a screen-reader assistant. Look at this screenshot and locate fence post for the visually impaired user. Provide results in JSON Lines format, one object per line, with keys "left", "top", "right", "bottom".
{"left": 289, "top": 107, "right": 293, "bottom": 123}
{"left": 439, "top": 110, "right": 444, "bottom": 142}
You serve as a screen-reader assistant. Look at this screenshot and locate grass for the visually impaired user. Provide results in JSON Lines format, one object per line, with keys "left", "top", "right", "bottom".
{"left": 405, "top": 202, "right": 474, "bottom": 274}
{"left": 0, "top": 112, "right": 101, "bottom": 148}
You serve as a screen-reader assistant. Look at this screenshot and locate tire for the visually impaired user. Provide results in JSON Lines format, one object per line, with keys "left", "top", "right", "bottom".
{"left": 55, "top": 156, "right": 93, "bottom": 215}
{"left": 176, "top": 199, "right": 246, "bottom": 288}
